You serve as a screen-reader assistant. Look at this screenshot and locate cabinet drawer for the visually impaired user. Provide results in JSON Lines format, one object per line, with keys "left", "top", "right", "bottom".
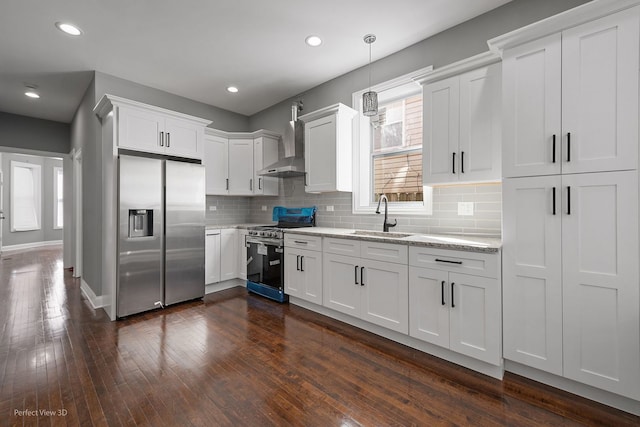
{"left": 361, "top": 241, "right": 408, "bottom": 265}
{"left": 409, "top": 247, "right": 499, "bottom": 279}
{"left": 323, "top": 237, "right": 361, "bottom": 256}
{"left": 285, "top": 234, "right": 322, "bottom": 251}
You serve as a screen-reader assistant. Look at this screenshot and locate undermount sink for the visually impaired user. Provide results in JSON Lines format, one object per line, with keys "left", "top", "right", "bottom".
{"left": 350, "top": 230, "right": 414, "bottom": 239}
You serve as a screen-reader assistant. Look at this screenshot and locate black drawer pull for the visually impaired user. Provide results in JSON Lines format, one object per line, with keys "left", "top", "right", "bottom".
{"left": 452, "top": 152, "right": 456, "bottom": 174}
{"left": 293, "top": 240, "right": 308, "bottom": 245}
{"left": 435, "top": 258, "right": 462, "bottom": 265}
{"left": 354, "top": 265, "right": 359, "bottom": 285}
{"left": 567, "top": 186, "right": 571, "bottom": 215}
{"left": 552, "top": 134, "right": 556, "bottom": 163}
{"left": 567, "top": 132, "right": 571, "bottom": 162}
{"left": 552, "top": 187, "right": 556, "bottom": 215}
{"left": 300, "top": 256, "right": 304, "bottom": 272}
{"left": 461, "top": 151, "right": 464, "bottom": 173}
{"left": 360, "top": 266, "right": 365, "bottom": 286}
{"left": 441, "top": 281, "right": 446, "bottom": 306}
{"left": 296, "top": 255, "right": 300, "bottom": 271}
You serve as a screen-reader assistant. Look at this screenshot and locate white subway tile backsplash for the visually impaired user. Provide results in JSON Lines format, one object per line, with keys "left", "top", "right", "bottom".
{"left": 203, "top": 177, "right": 502, "bottom": 236}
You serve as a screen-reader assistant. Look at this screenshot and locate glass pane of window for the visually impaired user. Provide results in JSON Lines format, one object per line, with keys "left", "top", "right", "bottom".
{"left": 54, "top": 168, "right": 64, "bottom": 229}
{"left": 13, "top": 166, "right": 39, "bottom": 230}
{"left": 373, "top": 151, "right": 423, "bottom": 202}
{"left": 371, "top": 93, "right": 423, "bottom": 203}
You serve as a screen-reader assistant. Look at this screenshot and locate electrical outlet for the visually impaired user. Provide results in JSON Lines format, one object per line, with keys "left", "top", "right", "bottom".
{"left": 458, "top": 202, "right": 474, "bottom": 216}
{"left": 261, "top": 205, "right": 267, "bottom": 211}
{"left": 326, "top": 205, "right": 334, "bottom": 212}
{"left": 209, "top": 206, "right": 217, "bottom": 211}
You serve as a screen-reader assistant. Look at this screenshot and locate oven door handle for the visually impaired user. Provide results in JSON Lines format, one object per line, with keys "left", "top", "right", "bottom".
{"left": 245, "top": 238, "right": 283, "bottom": 248}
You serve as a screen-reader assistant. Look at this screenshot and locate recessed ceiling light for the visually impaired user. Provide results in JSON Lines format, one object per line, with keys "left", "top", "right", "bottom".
{"left": 305, "top": 35, "right": 322, "bottom": 47}
{"left": 24, "top": 85, "right": 40, "bottom": 99}
{"left": 227, "top": 86, "right": 239, "bottom": 93}
{"left": 55, "top": 22, "right": 83, "bottom": 36}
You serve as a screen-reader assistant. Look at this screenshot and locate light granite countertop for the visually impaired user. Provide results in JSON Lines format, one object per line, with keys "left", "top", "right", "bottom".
{"left": 283, "top": 227, "right": 501, "bottom": 253}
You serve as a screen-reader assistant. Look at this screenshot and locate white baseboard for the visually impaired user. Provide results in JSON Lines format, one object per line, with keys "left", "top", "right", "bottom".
{"left": 2, "top": 240, "right": 62, "bottom": 253}
{"left": 205, "top": 278, "right": 246, "bottom": 295}
{"left": 290, "top": 296, "right": 504, "bottom": 380}
{"left": 505, "top": 360, "right": 640, "bottom": 416}
{"left": 80, "top": 279, "right": 108, "bottom": 309}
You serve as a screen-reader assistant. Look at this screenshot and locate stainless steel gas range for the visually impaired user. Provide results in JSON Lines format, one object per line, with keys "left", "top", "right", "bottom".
{"left": 245, "top": 207, "right": 316, "bottom": 302}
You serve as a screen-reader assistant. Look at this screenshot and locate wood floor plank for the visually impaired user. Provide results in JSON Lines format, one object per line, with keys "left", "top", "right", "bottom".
{"left": 1, "top": 246, "right": 639, "bottom": 426}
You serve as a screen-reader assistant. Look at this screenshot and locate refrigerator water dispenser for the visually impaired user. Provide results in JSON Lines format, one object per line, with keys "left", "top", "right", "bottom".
{"left": 128, "top": 209, "right": 153, "bottom": 238}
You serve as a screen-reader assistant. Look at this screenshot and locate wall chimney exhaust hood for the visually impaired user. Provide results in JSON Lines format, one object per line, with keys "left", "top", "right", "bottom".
{"left": 258, "top": 102, "right": 305, "bottom": 178}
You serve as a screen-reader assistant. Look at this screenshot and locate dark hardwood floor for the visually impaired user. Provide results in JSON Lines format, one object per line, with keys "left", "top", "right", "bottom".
{"left": 1, "top": 247, "right": 639, "bottom": 426}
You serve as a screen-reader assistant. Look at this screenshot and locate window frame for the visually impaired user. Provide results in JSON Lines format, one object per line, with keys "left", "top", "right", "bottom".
{"left": 10, "top": 161, "right": 42, "bottom": 232}
{"left": 352, "top": 65, "right": 434, "bottom": 215}
{"left": 53, "top": 166, "right": 63, "bottom": 230}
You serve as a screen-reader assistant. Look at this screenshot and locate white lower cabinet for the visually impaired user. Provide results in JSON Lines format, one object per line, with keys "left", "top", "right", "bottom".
{"left": 408, "top": 247, "right": 502, "bottom": 366}
{"left": 503, "top": 171, "right": 640, "bottom": 399}
{"left": 322, "top": 239, "right": 409, "bottom": 334}
{"left": 285, "top": 248, "right": 323, "bottom": 305}
{"left": 220, "top": 229, "right": 238, "bottom": 281}
{"left": 205, "top": 230, "right": 221, "bottom": 285}
{"left": 205, "top": 228, "right": 248, "bottom": 285}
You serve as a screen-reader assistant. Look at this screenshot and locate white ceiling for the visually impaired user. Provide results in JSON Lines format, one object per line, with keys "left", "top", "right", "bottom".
{"left": 0, "top": 0, "right": 512, "bottom": 123}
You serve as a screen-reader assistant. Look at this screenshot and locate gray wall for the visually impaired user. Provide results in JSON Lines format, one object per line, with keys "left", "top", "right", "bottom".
{"left": 95, "top": 72, "right": 250, "bottom": 132}
{"left": 0, "top": 112, "right": 70, "bottom": 154}
{"left": 73, "top": 72, "right": 250, "bottom": 296}
{"left": 205, "top": 196, "right": 252, "bottom": 226}
{"left": 244, "top": 0, "right": 589, "bottom": 235}
{"left": 1, "top": 153, "right": 63, "bottom": 247}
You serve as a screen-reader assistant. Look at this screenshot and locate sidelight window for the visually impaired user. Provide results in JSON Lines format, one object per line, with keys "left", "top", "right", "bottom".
{"left": 11, "top": 161, "right": 41, "bottom": 231}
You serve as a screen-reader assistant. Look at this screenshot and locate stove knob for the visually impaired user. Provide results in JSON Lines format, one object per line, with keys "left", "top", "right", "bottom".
{"left": 268, "top": 231, "right": 275, "bottom": 238}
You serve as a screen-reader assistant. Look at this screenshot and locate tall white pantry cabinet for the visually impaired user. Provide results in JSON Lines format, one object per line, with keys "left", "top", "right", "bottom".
{"left": 497, "top": 5, "right": 640, "bottom": 401}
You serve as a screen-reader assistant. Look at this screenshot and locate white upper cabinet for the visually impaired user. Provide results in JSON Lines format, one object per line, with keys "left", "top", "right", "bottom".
{"left": 561, "top": 9, "right": 639, "bottom": 174}
{"left": 502, "top": 34, "right": 562, "bottom": 178}
{"left": 299, "top": 103, "right": 357, "bottom": 193}
{"left": 421, "top": 58, "right": 501, "bottom": 184}
{"left": 253, "top": 136, "right": 279, "bottom": 196}
{"left": 204, "top": 134, "right": 229, "bottom": 195}
{"left": 501, "top": 7, "right": 639, "bottom": 177}
{"left": 204, "top": 129, "right": 280, "bottom": 196}
{"left": 112, "top": 101, "right": 207, "bottom": 160}
{"left": 228, "top": 138, "right": 254, "bottom": 195}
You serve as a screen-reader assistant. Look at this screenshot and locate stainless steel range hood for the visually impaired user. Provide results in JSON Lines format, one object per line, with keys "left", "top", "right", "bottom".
{"left": 258, "top": 103, "right": 305, "bottom": 178}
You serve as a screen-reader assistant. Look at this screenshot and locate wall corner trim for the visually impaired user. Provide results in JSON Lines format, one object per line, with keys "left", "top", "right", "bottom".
{"left": 80, "top": 278, "right": 108, "bottom": 309}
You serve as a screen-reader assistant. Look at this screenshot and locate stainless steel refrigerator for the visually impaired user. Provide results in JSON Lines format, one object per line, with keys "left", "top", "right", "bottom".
{"left": 117, "top": 154, "right": 205, "bottom": 318}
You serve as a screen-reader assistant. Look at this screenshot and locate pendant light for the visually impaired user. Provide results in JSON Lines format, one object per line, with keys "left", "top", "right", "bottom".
{"left": 362, "top": 34, "right": 378, "bottom": 117}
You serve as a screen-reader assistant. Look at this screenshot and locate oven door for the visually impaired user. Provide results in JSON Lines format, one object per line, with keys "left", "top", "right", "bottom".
{"left": 246, "top": 237, "right": 284, "bottom": 290}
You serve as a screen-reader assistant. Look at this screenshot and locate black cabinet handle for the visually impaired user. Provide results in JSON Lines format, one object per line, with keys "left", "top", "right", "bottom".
{"left": 354, "top": 265, "right": 359, "bottom": 285}
{"left": 166, "top": 133, "right": 170, "bottom": 148}
{"left": 360, "top": 266, "right": 365, "bottom": 286}
{"left": 552, "top": 187, "right": 556, "bottom": 215}
{"left": 451, "top": 283, "right": 455, "bottom": 308}
{"left": 435, "top": 258, "right": 462, "bottom": 265}
{"left": 296, "top": 255, "right": 300, "bottom": 271}
{"left": 441, "top": 281, "right": 446, "bottom": 306}
{"left": 159, "top": 131, "right": 164, "bottom": 147}
{"left": 452, "top": 152, "right": 456, "bottom": 174}
{"left": 552, "top": 135, "right": 556, "bottom": 163}
{"left": 461, "top": 151, "right": 465, "bottom": 173}
{"left": 249, "top": 179, "right": 253, "bottom": 191}
{"left": 226, "top": 178, "right": 229, "bottom": 191}
{"left": 300, "top": 256, "right": 304, "bottom": 272}
{"left": 567, "top": 186, "right": 571, "bottom": 215}
{"left": 258, "top": 177, "right": 262, "bottom": 190}
{"left": 567, "top": 132, "right": 571, "bottom": 162}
